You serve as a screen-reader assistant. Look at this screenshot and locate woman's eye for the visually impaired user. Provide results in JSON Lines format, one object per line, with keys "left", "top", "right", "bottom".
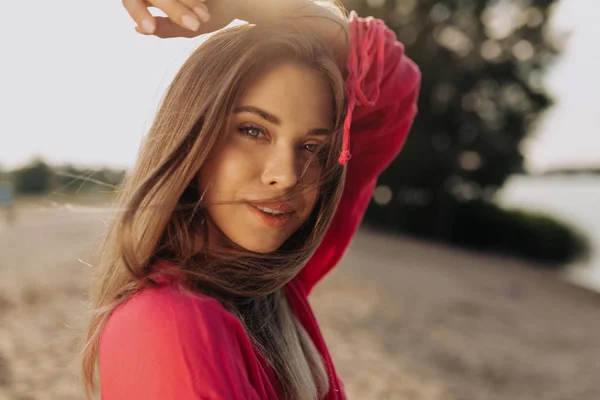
{"left": 302, "top": 143, "right": 320, "bottom": 153}
{"left": 238, "top": 125, "right": 265, "bottom": 139}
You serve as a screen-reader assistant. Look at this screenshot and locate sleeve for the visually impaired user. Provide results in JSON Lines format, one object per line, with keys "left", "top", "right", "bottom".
{"left": 295, "top": 11, "right": 421, "bottom": 295}
{"left": 99, "top": 286, "right": 261, "bottom": 400}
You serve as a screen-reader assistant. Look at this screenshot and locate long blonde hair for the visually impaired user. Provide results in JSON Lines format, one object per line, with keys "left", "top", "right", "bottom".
{"left": 81, "top": 14, "right": 350, "bottom": 400}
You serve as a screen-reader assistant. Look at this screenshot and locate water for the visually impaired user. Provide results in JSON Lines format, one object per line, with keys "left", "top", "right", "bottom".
{"left": 496, "top": 174, "right": 600, "bottom": 292}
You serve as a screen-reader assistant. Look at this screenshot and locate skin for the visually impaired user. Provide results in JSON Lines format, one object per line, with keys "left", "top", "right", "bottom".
{"left": 123, "top": 0, "right": 350, "bottom": 70}
{"left": 198, "top": 61, "right": 334, "bottom": 253}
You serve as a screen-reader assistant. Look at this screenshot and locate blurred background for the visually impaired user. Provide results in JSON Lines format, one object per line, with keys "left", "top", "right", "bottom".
{"left": 0, "top": 0, "right": 599, "bottom": 399}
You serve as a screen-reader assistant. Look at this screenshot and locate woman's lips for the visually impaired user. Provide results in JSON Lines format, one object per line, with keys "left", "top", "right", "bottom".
{"left": 247, "top": 204, "right": 294, "bottom": 228}
{"left": 251, "top": 202, "right": 296, "bottom": 213}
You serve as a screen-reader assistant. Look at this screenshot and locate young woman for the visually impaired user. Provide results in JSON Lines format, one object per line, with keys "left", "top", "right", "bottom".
{"left": 81, "top": 0, "right": 420, "bottom": 399}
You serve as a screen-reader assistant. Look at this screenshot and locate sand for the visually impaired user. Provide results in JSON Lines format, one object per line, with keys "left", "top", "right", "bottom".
{"left": 0, "top": 203, "right": 599, "bottom": 400}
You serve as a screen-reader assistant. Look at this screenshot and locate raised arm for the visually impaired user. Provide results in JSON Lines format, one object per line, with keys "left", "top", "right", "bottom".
{"left": 241, "top": 1, "right": 351, "bottom": 70}
{"left": 295, "top": 12, "right": 421, "bottom": 294}
{"left": 124, "top": 0, "right": 351, "bottom": 68}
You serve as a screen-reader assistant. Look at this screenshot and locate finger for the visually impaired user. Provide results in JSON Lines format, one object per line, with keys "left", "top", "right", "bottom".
{"left": 150, "top": 0, "right": 203, "bottom": 33}
{"left": 151, "top": 16, "right": 203, "bottom": 38}
{"left": 134, "top": 25, "right": 153, "bottom": 35}
{"left": 123, "top": 0, "right": 156, "bottom": 34}
{"left": 180, "top": 0, "right": 210, "bottom": 23}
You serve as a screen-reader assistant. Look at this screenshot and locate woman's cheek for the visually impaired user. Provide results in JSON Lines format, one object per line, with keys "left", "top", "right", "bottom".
{"left": 199, "top": 142, "right": 255, "bottom": 197}
{"left": 218, "top": 145, "right": 257, "bottom": 180}
{"left": 299, "top": 161, "right": 322, "bottom": 187}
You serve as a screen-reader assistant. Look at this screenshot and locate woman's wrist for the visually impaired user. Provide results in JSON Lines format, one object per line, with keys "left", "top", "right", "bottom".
{"left": 239, "top": 0, "right": 350, "bottom": 72}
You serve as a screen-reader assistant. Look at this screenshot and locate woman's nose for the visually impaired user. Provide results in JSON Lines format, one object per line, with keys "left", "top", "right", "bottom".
{"left": 261, "top": 148, "right": 299, "bottom": 189}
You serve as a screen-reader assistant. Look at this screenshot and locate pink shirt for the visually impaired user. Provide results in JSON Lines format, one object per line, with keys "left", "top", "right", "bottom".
{"left": 99, "top": 11, "right": 421, "bottom": 400}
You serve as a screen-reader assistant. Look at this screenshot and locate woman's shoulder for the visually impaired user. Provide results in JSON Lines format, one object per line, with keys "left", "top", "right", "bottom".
{"left": 99, "top": 284, "right": 263, "bottom": 398}
{"left": 101, "top": 283, "right": 243, "bottom": 352}
{"left": 106, "top": 284, "right": 237, "bottom": 330}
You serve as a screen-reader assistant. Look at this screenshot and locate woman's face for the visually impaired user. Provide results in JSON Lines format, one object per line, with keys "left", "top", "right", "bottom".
{"left": 198, "top": 61, "right": 334, "bottom": 253}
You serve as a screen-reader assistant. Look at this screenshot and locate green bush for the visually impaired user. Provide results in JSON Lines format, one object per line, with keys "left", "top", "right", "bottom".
{"left": 449, "top": 200, "right": 590, "bottom": 266}
{"left": 364, "top": 198, "right": 590, "bottom": 267}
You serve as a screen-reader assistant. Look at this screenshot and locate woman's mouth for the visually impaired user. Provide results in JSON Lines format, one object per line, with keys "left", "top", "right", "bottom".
{"left": 247, "top": 204, "right": 295, "bottom": 228}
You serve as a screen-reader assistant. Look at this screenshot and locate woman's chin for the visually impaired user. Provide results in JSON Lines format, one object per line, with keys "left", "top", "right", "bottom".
{"left": 235, "top": 238, "right": 283, "bottom": 254}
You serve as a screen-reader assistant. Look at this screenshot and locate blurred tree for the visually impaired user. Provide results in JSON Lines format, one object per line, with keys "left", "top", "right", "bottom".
{"left": 53, "top": 165, "right": 125, "bottom": 195}
{"left": 53, "top": 164, "right": 88, "bottom": 194}
{"left": 345, "top": 0, "right": 564, "bottom": 241}
{"left": 99, "top": 168, "right": 126, "bottom": 188}
{"left": 13, "top": 159, "right": 53, "bottom": 195}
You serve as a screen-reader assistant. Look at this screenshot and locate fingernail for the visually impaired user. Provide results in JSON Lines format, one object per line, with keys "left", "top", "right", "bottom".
{"left": 182, "top": 14, "right": 201, "bottom": 31}
{"left": 141, "top": 19, "right": 155, "bottom": 34}
{"left": 193, "top": 6, "right": 211, "bottom": 23}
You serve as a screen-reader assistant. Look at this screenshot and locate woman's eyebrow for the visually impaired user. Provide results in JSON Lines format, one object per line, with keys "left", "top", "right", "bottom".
{"left": 233, "top": 105, "right": 332, "bottom": 136}
{"left": 309, "top": 128, "right": 332, "bottom": 136}
{"left": 234, "top": 105, "right": 280, "bottom": 125}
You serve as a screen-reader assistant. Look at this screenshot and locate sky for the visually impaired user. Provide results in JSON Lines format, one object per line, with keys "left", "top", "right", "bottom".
{"left": 0, "top": 0, "right": 598, "bottom": 172}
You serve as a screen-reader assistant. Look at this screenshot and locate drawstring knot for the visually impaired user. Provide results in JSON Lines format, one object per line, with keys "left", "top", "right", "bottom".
{"left": 337, "top": 149, "right": 352, "bottom": 165}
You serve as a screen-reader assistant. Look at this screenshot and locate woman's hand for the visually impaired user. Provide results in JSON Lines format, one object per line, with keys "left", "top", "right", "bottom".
{"left": 123, "top": 0, "right": 349, "bottom": 71}
{"left": 123, "top": 0, "right": 242, "bottom": 38}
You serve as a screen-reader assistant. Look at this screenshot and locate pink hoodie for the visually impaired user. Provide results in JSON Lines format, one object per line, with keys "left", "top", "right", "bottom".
{"left": 99, "top": 11, "right": 421, "bottom": 400}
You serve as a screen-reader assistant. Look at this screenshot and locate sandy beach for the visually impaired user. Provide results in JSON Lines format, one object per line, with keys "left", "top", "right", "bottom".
{"left": 0, "top": 203, "right": 599, "bottom": 400}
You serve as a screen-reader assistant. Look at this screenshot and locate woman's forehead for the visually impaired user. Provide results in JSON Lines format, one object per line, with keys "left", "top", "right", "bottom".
{"left": 235, "top": 62, "right": 334, "bottom": 128}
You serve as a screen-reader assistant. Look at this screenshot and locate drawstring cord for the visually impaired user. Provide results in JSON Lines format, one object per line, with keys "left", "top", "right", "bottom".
{"left": 338, "top": 11, "right": 386, "bottom": 165}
